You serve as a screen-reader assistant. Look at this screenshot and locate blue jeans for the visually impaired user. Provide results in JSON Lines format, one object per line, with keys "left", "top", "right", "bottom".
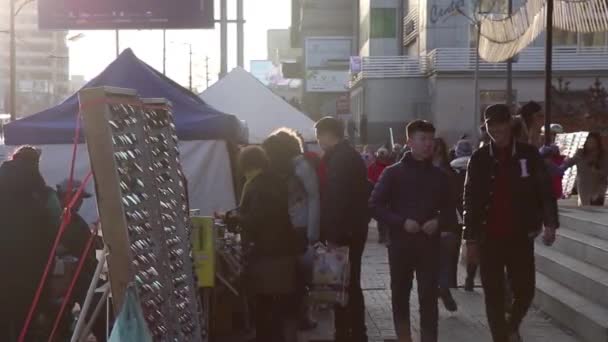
{"left": 439, "top": 232, "right": 460, "bottom": 289}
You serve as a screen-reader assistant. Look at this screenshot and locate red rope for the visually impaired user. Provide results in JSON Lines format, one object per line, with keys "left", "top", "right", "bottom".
{"left": 47, "top": 219, "right": 99, "bottom": 342}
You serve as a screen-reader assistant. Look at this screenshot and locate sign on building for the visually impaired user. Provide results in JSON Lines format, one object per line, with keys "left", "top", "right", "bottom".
{"left": 250, "top": 60, "right": 276, "bottom": 86}
{"left": 306, "top": 70, "right": 350, "bottom": 93}
{"left": 304, "top": 37, "right": 352, "bottom": 93}
{"left": 38, "top": 0, "right": 214, "bottom": 30}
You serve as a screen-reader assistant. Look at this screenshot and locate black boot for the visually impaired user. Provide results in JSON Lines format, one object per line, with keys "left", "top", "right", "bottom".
{"left": 465, "top": 264, "right": 477, "bottom": 292}
{"left": 464, "top": 276, "right": 475, "bottom": 292}
{"left": 440, "top": 288, "right": 458, "bottom": 312}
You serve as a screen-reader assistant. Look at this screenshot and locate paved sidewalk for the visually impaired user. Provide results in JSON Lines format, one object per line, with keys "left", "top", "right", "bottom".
{"left": 362, "top": 228, "right": 580, "bottom": 342}
{"left": 303, "top": 226, "right": 581, "bottom": 342}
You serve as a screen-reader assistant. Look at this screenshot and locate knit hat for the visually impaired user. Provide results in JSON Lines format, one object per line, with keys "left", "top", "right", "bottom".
{"left": 455, "top": 140, "right": 473, "bottom": 158}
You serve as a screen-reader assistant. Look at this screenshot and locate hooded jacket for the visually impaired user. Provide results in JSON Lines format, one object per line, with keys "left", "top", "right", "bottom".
{"left": 288, "top": 155, "right": 321, "bottom": 243}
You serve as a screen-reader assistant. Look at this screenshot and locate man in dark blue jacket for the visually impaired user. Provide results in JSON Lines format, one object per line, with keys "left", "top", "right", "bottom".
{"left": 315, "top": 117, "right": 371, "bottom": 342}
{"left": 370, "top": 120, "right": 456, "bottom": 342}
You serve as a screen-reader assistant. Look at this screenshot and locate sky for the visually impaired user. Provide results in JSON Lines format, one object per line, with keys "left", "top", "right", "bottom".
{"left": 69, "top": 0, "right": 291, "bottom": 91}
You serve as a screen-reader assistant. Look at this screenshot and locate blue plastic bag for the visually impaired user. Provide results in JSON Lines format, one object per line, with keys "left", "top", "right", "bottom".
{"left": 108, "top": 285, "right": 153, "bottom": 342}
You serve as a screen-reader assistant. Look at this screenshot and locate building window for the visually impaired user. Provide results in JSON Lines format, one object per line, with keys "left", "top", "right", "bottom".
{"left": 554, "top": 29, "right": 578, "bottom": 46}
{"left": 580, "top": 32, "right": 608, "bottom": 46}
{"left": 371, "top": 8, "right": 397, "bottom": 38}
{"left": 555, "top": 29, "right": 608, "bottom": 47}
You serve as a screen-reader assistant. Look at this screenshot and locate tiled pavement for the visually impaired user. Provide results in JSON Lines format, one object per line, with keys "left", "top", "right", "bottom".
{"left": 301, "top": 226, "right": 582, "bottom": 342}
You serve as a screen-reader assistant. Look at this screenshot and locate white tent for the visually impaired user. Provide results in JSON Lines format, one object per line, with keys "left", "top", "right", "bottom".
{"left": 200, "top": 67, "right": 316, "bottom": 144}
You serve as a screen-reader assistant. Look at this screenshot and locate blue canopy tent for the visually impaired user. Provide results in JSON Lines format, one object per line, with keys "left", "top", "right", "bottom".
{"left": 4, "top": 48, "right": 240, "bottom": 145}
{"left": 2, "top": 49, "right": 240, "bottom": 219}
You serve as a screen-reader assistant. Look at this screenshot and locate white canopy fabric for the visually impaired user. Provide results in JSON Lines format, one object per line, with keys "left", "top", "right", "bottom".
{"left": 200, "top": 67, "right": 316, "bottom": 144}
{"left": 2, "top": 141, "right": 237, "bottom": 223}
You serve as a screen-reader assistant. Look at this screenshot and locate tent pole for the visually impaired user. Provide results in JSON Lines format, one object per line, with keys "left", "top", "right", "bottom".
{"left": 115, "top": 30, "right": 120, "bottom": 57}
{"left": 163, "top": 30, "right": 167, "bottom": 75}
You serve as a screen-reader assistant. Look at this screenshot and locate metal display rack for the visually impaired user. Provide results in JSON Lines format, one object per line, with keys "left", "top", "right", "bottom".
{"left": 79, "top": 87, "right": 204, "bottom": 341}
{"left": 555, "top": 132, "right": 589, "bottom": 198}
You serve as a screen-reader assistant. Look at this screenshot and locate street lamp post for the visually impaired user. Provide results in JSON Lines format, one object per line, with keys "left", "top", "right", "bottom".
{"left": 168, "top": 41, "right": 194, "bottom": 91}
{"left": 544, "top": 0, "right": 554, "bottom": 146}
{"left": 9, "top": 0, "right": 17, "bottom": 121}
{"left": 189, "top": 44, "right": 193, "bottom": 91}
{"left": 457, "top": 6, "right": 482, "bottom": 141}
{"left": 506, "top": 0, "right": 514, "bottom": 111}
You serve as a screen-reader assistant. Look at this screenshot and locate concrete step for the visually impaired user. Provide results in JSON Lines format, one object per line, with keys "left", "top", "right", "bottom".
{"left": 534, "top": 272, "right": 608, "bottom": 342}
{"left": 559, "top": 208, "right": 608, "bottom": 241}
{"left": 553, "top": 228, "right": 608, "bottom": 272}
{"left": 535, "top": 243, "right": 608, "bottom": 308}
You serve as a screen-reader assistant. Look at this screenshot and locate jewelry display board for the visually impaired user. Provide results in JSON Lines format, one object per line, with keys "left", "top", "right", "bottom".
{"left": 554, "top": 132, "right": 589, "bottom": 198}
{"left": 79, "top": 87, "right": 204, "bottom": 341}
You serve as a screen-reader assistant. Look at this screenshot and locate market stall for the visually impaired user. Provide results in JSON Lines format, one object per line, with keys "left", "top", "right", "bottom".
{"left": 3, "top": 49, "right": 242, "bottom": 221}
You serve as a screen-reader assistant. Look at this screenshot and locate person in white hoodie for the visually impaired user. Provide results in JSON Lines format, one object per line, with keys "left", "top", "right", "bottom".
{"left": 449, "top": 139, "right": 477, "bottom": 291}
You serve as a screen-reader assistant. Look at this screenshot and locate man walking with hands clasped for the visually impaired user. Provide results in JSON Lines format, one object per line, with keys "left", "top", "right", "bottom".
{"left": 464, "top": 104, "right": 559, "bottom": 342}
{"left": 370, "top": 120, "right": 456, "bottom": 342}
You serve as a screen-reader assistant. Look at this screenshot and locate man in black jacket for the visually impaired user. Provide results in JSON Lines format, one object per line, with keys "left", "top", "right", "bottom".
{"left": 315, "top": 117, "right": 370, "bottom": 342}
{"left": 370, "top": 120, "right": 456, "bottom": 342}
{"left": 464, "top": 104, "right": 559, "bottom": 342}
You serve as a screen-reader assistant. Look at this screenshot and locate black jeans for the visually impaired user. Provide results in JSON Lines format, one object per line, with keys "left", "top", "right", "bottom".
{"left": 255, "top": 294, "right": 297, "bottom": 342}
{"left": 439, "top": 232, "right": 459, "bottom": 289}
{"left": 388, "top": 234, "right": 440, "bottom": 342}
{"left": 480, "top": 236, "right": 536, "bottom": 342}
{"left": 590, "top": 196, "right": 605, "bottom": 206}
{"left": 334, "top": 232, "right": 368, "bottom": 342}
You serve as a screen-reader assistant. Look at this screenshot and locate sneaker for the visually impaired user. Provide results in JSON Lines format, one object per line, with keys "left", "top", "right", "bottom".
{"left": 440, "top": 288, "right": 458, "bottom": 312}
{"left": 464, "top": 277, "right": 475, "bottom": 292}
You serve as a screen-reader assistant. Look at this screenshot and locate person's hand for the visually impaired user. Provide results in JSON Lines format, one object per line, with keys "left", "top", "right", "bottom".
{"left": 466, "top": 241, "right": 480, "bottom": 265}
{"left": 542, "top": 226, "right": 557, "bottom": 246}
{"left": 422, "top": 219, "right": 439, "bottom": 236}
{"left": 403, "top": 219, "right": 421, "bottom": 233}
